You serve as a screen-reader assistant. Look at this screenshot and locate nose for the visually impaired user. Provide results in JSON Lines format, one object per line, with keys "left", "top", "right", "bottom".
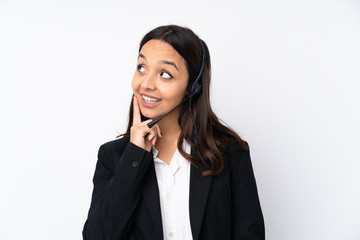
{"left": 140, "top": 72, "right": 156, "bottom": 90}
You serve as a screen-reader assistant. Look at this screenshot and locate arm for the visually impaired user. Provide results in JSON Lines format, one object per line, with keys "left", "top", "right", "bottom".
{"left": 82, "top": 140, "right": 153, "bottom": 240}
{"left": 231, "top": 144, "right": 265, "bottom": 239}
{"left": 83, "top": 96, "right": 161, "bottom": 239}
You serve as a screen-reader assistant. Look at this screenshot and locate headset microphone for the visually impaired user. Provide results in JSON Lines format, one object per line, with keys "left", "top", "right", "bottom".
{"left": 145, "top": 43, "right": 206, "bottom": 130}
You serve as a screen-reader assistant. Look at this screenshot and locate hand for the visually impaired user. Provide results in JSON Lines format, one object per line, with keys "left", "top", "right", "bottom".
{"left": 130, "top": 96, "right": 162, "bottom": 152}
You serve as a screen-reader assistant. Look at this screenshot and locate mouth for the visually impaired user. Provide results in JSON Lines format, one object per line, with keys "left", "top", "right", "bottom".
{"left": 141, "top": 93, "right": 162, "bottom": 103}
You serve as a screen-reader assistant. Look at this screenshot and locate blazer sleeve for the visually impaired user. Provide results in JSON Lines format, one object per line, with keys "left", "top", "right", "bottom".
{"left": 230, "top": 144, "right": 265, "bottom": 239}
{"left": 82, "top": 141, "right": 153, "bottom": 240}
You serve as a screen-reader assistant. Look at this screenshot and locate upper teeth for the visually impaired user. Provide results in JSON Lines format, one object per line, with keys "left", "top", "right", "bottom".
{"left": 142, "top": 95, "right": 160, "bottom": 103}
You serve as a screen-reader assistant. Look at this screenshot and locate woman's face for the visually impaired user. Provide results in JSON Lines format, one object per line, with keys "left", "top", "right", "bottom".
{"left": 132, "top": 39, "right": 189, "bottom": 120}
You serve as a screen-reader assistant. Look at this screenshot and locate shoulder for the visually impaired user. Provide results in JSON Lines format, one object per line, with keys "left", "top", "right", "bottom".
{"left": 100, "top": 136, "right": 130, "bottom": 153}
{"left": 223, "top": 141, "right": 252, "bottom": 173}
{"left": 224, "top": 141, "right": 250, "bottom": 159}
{"left": 97, "top": 137, "right": 131, "bottom": 170}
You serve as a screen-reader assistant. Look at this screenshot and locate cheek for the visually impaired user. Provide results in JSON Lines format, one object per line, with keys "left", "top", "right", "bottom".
{"left": 131, "top": 76, "right": 139, "bottom": 91}
{"left": 160, "top": 84, "right": 187, "bottom": 101}
{"left": 177, "top": 79, "right": 189, "bottom": 99}
{"left": 176, "top": 85, "right": 188, "bottom": 99}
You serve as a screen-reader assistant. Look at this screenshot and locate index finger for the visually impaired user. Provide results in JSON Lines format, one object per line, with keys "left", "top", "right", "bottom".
{"left": 132, "top": 96, "right": 142, "bottom": 125}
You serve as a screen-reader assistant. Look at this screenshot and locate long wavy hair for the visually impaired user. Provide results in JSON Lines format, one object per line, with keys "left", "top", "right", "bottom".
{"left": 121, "top": 25, "right": 247, "bottom": 176}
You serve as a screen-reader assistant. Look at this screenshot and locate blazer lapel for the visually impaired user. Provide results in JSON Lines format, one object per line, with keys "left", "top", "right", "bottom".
{"left": 189, "top": 149, "right": 213, "bottom": 240}
{"left": 142, "top": 160, "right": 163, "bottom": 238}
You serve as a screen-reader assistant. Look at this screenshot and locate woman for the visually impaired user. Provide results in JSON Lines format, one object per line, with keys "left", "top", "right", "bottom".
{"left": 83, "top": 25, "right": 265, "bottom": 240}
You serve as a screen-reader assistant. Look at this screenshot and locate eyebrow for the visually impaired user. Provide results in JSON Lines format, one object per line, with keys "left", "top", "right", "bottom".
{"left": 138, "top": 53, "right": 179, "bottom": 71}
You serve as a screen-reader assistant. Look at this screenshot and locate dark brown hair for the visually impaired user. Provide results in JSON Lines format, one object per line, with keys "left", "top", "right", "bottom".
{"left": 121, "top": 25, "right": 247, "bottom": 176}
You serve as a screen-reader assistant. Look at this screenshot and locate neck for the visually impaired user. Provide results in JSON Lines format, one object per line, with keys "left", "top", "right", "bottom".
{"left": 157, "top": 108, "right": 181, "bottom": 143}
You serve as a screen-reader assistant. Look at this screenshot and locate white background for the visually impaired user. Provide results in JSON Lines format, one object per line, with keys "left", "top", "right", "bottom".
{"left": 1, "top": 0, "right": 359, "bottom": 239}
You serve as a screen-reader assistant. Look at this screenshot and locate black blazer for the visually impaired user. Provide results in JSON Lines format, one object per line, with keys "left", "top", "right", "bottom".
{"left": 83, "top": 137, "right": 265, "bottom": 240}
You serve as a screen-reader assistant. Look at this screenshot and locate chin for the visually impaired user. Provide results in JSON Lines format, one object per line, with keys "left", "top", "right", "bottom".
{"left": 140, "top": 109, "right": 161, "bottom": 120}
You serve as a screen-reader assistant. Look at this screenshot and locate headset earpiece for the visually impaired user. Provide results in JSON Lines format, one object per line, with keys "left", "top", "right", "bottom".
{"left": 190, "top": 82, "right": 202, "bottom": 96}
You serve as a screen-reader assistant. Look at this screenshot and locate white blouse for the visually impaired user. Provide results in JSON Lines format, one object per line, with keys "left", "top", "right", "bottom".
{"left": 152, "top": 141, "right": 193, "bottom": 240}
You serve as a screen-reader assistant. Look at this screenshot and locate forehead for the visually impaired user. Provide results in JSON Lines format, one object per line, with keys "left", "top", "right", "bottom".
{"left": 139, "top": 40, "right": 186, "bottom": 66}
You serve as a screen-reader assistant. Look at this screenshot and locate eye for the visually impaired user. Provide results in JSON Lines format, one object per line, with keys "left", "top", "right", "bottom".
{"left": 160, "top": 71, "right": 173, "bottom": 79}
{"left": 137, "top": 65, "right": 145, "bottom": 73}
